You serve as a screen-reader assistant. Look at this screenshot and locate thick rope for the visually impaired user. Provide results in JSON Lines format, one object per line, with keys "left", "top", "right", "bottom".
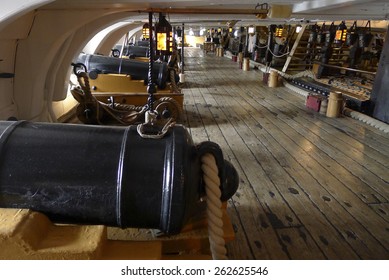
{"left": 201, "top": 153, "right": 227, "bottom": 260}
{"left": 71, "top": 72, "right": 146, "bottom": 125}
{"left": 343, "top": 108, "right": 389, "bottom": 133}
{"left": 169, "top": 69, "right": 181, "bottom": 93}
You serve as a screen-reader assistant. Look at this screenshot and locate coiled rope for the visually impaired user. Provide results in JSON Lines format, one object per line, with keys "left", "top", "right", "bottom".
{"left": 201, "top": 153, "right": 227, "bottom": 260}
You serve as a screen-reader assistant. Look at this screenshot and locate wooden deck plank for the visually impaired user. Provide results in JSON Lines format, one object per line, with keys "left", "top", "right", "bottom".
{"left": 247, "top": 85, "right": 389, "bottom": 178}
{"left": 275, "top": 87, "right": 389, "bottom": 162}
{"left": 276, "top": 227, "right": 327, "bottom": 260}
{"left": 193, "top": 83, "right": 301, "bottom": 231}
{"left": 241, "top": 85, "right": 389, "bottom": 197}
{"left": 186, "top": 79, "right": 290, "bottom": 260}
{"left": 369, "top": 203, "right": 389, "bottom": 223}
{"left": 278, "top": 82, "right": 389, "bottom": 146}
{"left": 182, "top": 48, "right": 389, "bottom": 259}
{"left": 243, "top": 83, "right": 389, "bottom": 203}
{"left": 231, "top": 72, "right": 389, "bottom": 257}
{"left": 187, "top": 67, "right": 361, "bottom": 260}
{"left": 195, "top": 86, "right": 302, "bottom": 229}
{"left": 233, "top": 93, "right": 389, "bottom": 257}
{"left": 209, "top": 82, "right": 367, "bottom": 259}
{"left": 225, "top": 199, "right": 256, "bottom": 260}
{"left": 184, "top": 82, "right": 255, "bottom": 260}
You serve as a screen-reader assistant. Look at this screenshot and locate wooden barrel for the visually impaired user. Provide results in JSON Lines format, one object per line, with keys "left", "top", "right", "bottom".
{"left": 319, "top": 98, "right": 328, "bottom": 115}
{"left": 217, "top": 47, "right": 224, "bottom": 57}
{"left": 268, "top": 70, "right": 278, "bottom": 87}
{"left": 243, "top": 58, "right": 250, "bottom": 71}
{"left": 326, "top": 92, "right": 343, "bottom": 117}
{"left": 238, "top": 52, "right": 243, "bottom": 63}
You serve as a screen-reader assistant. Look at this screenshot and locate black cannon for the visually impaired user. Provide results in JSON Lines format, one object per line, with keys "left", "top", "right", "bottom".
{"left": 76, "top": 53, "right": 169, "bottom": 89}
{"left": 136, "top": 40, "right": 150, "bottom": 47}
{"left": 0, "top": 121, "right": 238, "bottom": 234}
{"left": 113, "top": 44, "right": 149, "bottom": 57}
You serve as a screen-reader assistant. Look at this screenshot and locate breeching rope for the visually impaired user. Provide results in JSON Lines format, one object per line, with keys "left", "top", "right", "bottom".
{"left": 201, "top": 153, "right": 228, "bottom": 260}
{"left": 169, "top": 69, "right": 181, "bottom": 93}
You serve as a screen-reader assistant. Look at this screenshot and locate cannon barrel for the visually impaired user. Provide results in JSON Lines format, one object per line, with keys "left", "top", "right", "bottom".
{"left": 136, "top": 40, "right": 150, "bottom": 47}
{"left": 0, "top": 121, "right": 238, "bottom": 234}
{"left": 114, "top": 44, "right": 149, "bottom": 57}
{"left": 77, "top": 53, "right": 169, "bottom": 89}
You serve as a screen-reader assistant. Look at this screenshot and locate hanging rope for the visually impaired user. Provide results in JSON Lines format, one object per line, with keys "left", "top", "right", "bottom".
{"left": 267, "top": 44, "right": 290, "bottom": 58}
{"left": 201, "top": 153, "right": 227, "bottom": 260}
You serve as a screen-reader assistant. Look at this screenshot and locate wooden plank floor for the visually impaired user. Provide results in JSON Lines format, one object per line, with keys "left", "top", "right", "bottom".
{"left": 181, "top": 47, "right": 389, "bottom": 260}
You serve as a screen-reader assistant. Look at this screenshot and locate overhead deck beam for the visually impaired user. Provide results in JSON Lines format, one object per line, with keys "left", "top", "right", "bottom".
{"left": 293, "top": 0, "right": 370, "bottom": 13}
{"left": 143, "top": 8, "right": 268, "bottom": 15}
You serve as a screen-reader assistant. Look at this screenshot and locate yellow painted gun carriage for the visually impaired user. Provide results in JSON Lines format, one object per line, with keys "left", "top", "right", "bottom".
{"left": 71, "top": 54, "right": 183, "bottom": 126}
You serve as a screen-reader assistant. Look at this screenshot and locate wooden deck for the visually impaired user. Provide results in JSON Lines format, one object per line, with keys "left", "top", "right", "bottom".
{"left": 181, "top": 47, "right": 389, "bottom": 260}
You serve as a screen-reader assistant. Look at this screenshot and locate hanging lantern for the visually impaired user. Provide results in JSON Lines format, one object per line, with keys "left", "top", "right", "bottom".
{"left": 316, "top": 22, "right": 326, "bottom": 44}
{"left": 275, "top": 25, "right": 284, "bottom": 37}
{"left": 155, "top": 13, "right": 173, "bottom": 56}
{"left": 228, "top": 27, "right": 233, "bottom": 33}
{"left": 358, "top": 20, "right": 373, "bottom": 48}
{"left": 142, "top": 23, "right": 150, "bottom": 40}
{"left": 346, "top": 21, "right": 358, "bottom": 46}
{"left": 176, "top": 26, "right": 182, "bottom": 37}
{"left": 325, "top": 22, "right": 336, "bottom": 44}
{"left": 295, "top": 25, "right": 302, "bottom": 34}
{"left": 308, "top": 24, "right": 319, "bottom": 43}
{"left": 334, "top": 21, "right": 347, "bottom": 43}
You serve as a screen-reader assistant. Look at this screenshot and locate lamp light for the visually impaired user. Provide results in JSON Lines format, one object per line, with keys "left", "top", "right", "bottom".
{"left": 248, "top": 26, "right": 255, "bottom": 35}
{"left": 275, "top": 25, "right": 284, "bottom": 37}
{"left": 142, "top": 23, "right": 150, "bottom": 40}
{"left": 335, "top": 21, "right": 347, "bottom": 43}
{"left": 296, "top": 25, "right": 302, "bottom": 34}
{"left": 155, "top": 13, "right": 173, "bottom": 56}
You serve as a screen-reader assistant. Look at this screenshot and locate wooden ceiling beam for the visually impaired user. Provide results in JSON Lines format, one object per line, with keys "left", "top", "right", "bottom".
{"left": 142, "top": 8, "right": 268, "bottom": 15}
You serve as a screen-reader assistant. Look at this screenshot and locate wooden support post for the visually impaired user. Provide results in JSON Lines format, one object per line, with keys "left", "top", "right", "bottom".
{"left": 181, "top": 23, "right": 185, "bottom": 73}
